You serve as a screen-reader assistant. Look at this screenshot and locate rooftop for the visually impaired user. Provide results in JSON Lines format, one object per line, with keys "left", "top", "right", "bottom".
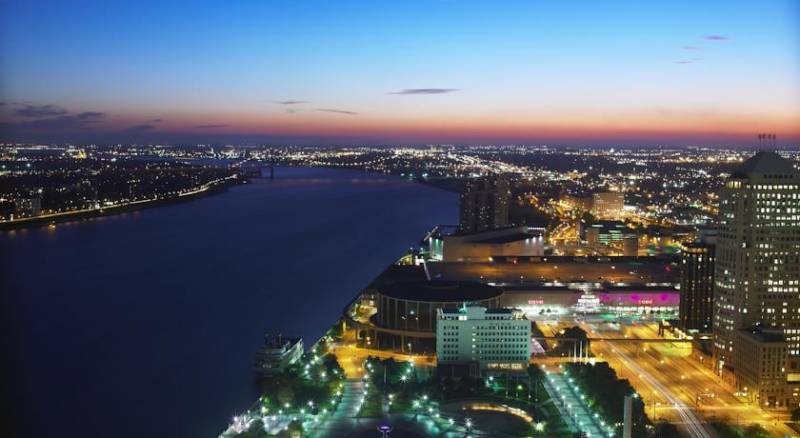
{"left": 730, "top": 151, "right": 799, "bottom": 179}
{"left": 367, "top": 264, "right": 428, "bottom": 289}
{"left": 438, "top": 306, "right": 524, "bottom": 320}
{"left": 377, "top": 280, "right": 503, "bottom": 302}
{"left": 471, "top": 232, "right": 542, "bottom": 244}
{"left": 440, "top": 307, "right": 516, "bottom": 314}
{"left": 426, "top": 256, "right": 679, "bottom": 286}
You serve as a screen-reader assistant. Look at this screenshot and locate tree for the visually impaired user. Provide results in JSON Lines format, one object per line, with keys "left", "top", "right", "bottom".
{"left": 286, "top": 420, "right": 303, "bottom": 438}
{"left": 276, "top": 386, "right": 295, "bottom": 407}
{"left": 654, "top": 422, "right": 680, "bottom": 437}
{"left": 562, "top": 326, "right": 588, "bottom": 340}
{"left": 791, "top": 407, "right": 800, "bottom": 422}
{"left": 742, "top": 423, "right": 770, "bottom": 438}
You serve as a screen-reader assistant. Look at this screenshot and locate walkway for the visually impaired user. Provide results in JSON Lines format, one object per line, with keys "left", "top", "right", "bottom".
{"left": 543, "top": 371, "right": 611, "bottom": 437}
{"left": 313, "top": 380, "right": 365, "bottom": 437}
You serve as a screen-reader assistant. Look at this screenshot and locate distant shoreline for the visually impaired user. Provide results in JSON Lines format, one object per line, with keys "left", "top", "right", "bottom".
{"left": 303, "top": 163, "right": 462, "bottom": 193}
{"left": 0, "top": 165, "right": 458, "bottom": 232}
{"left": 0, "top": 176, "right": 245, "bottom": 231}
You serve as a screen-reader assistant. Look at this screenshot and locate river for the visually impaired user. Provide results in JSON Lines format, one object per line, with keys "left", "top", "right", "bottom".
{"left": 0, "top": 167, "right": 456, "bottom": 438}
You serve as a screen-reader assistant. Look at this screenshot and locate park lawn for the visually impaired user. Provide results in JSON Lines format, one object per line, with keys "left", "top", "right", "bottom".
{"left": 358, "top": 391, "right": 384, "bottom": 418}
{"left": 388, "top": 392, "right": 414, "bottom": 414}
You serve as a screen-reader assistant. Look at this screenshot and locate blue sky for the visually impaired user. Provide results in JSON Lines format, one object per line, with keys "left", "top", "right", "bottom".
{"left": 1, "top": 0, "right": 798, "bottom": 145}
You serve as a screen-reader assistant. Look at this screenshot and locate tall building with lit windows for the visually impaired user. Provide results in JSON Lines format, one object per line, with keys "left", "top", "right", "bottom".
{"left": 679, "top": 240, "right": 715, "bottom": 332}
{"left": 712, "top": 151, "right": 800, "bottom": 408}
{"left": 459, "top": 176, "right": 510, "bottom": 233}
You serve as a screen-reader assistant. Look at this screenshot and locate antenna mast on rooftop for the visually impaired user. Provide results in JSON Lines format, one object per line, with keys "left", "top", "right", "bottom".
{"left": 757, "top": 133, "right": 777, "bottom": 150}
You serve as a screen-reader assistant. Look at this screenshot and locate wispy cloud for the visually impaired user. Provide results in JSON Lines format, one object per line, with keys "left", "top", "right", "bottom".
{"left": 704, "top": 35, "right": 729, "bottom": 41}
{"left": 1, "top": 111, "right": 106, "bottom": 132}
{"left": 675, "top": 60, "right": 694, "bottom": 64}
{"left": 194, "top": 124, "right": 228, "bottom": 129}
{"left": 150, "top": 118, "right": 163, "bottom": 123}
{"left": 681, "top": 45, "right": 702, "bottom": 51}
{"left": 389, "top": 88, "right": 458, "bottom": 95}
{"left": 316, "top": 108, "right": 358, "bottom": 115}
{"left": 76, "top": 111, "right": 104, "bottom": 120}
{"left": 126, "top": 124, "right": 156, "bottom": 132}
{"left": 16, "top": 104, "right": 68, "bottom": 118}
{"left": 271, "top": 100, "right": 309, "bottom": 105}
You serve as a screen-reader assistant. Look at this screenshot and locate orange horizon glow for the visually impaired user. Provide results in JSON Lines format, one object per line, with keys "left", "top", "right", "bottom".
{"left": 99, "top": 109, "right": 800, "bottom": 144}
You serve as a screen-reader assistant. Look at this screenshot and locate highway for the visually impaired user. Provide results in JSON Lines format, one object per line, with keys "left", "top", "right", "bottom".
{"left": 609, "top": 342, "right": 710, "bottom": 438}
{"left": 573, "top": 320, "right": 795, "bottom": 437}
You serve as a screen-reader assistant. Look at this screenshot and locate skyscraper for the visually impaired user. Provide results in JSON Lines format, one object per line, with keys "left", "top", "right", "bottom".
{"left": 712, "top": 151, "right": 800, "bottom": 408}
{"left": 458, "top": 175, "right": 510, "bottom": 233}
{"left": 679, "top": 241, "right": 715, "bottom": 332}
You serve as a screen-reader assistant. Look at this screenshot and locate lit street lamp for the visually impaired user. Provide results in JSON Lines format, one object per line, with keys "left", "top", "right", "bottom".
{"left": 377, "top": 423, "right": 393, "bottom": 438}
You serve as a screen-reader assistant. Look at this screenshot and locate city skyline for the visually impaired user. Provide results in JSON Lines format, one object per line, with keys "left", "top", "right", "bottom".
{"left": 2, "top": 0, "right": 799, "bottom": 146}
{"left": 5, "top": 2, "right": 800, "bottom": 437}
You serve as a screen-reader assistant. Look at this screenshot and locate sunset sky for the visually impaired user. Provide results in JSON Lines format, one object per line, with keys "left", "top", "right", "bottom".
{"left": 1, "top": 0, "right": 799, "bottom": 146}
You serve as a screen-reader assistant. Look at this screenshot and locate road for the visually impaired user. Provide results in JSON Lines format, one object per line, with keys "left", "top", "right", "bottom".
{"left": 577, "top": 320, "right": 796, "bottom": 438}
{"left": 330, "top": 343, "right": 435, "bottom": 379}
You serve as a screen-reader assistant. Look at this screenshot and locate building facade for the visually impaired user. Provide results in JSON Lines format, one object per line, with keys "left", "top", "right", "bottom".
{"left": 437, "top": 306, "right": 530, "bottom": 376}
{"left": 679, "top": 242, "right": 715, "bottom": 332}
{"left": 581, "top": 220, "right": 634, "bottom": 245}
{"left": 459, "top": 176, "right": 510, "bottom": 233}
{"left": 623, "top": 235, "right": 639, "bottom": 257}
{"left": 438, "top": 226, "right": 544, "bottom": 262}
{"left": 734, "top": 328, "right": 791, "bottom": 408}
{"left": 371, "top": 280, "right": 503, "bottom": 353}
{"left": 712, "top": 151, "right": 800, "bottom": 408}
{"left": 591, "top": 191, "right": 625, "bottom": 219}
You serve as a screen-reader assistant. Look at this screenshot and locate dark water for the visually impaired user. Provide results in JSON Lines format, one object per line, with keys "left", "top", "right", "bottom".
{"left": 0, "top": 167, "right": 456, "bottom": 438}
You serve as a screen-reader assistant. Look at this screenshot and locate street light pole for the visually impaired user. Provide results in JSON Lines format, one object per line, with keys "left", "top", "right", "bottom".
{"left": 652, "top": 398, "right": 656, "bottom": 420}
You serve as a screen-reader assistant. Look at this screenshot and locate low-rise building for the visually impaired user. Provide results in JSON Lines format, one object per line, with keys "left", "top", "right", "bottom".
{"left": 436, "top": 306, "right": 530, "bottom": 377}
{"left": 15, "top": 196, "right": 42, "bottom": 217}
{"left": 622, "top": 235, "right": 639, "bottom": 257}
{"left": 372, "top": 280, "right": 503, "bottom": 353}
{"left": 734, "top": 328, "right": 800, "bottom": 409}
{"left": 253, "top": 334, "right": 303, "bottom": 376}
{"left": 591, "top": 191, "right": 625, "bottom": 219}
{"left": 581, "top": 220, "right": 635, "bottom": 245}
{"left": 433, "top": 226, "right": 544, "bottom": 262}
